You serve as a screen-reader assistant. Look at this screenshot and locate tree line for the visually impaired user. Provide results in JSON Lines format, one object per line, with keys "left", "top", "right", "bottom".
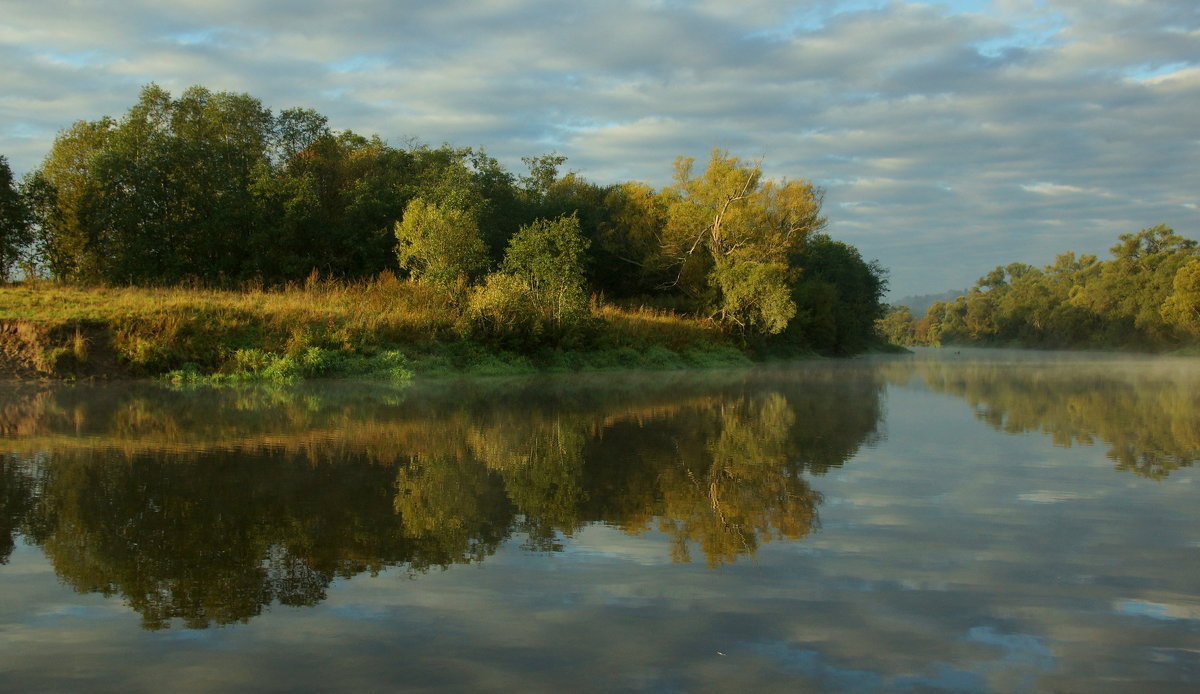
{"left": 0, "top": 84, "right": 887, "bottom": 354}
{"left": 877, "top": 225, "right": 1200, "bottom": 350}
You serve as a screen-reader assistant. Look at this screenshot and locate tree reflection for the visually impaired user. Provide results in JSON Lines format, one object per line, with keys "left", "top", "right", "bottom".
{"left": 655, "top": 392, "right": 820, "bottom": 566}
{"left": 0, "top": 369, "right": 884, "bottom": 627}
{"left": 892, "top": 356, "right": 1200, "bottom": 479}
{"left": 0, "top": 453, "right": 39, "bottom": 564}
{"left": 18, "top": 447, "right": 465, "bottom": 630}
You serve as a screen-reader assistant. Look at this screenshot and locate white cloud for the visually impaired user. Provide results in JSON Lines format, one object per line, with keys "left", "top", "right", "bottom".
{"left": 1021, "top": 182, "right": 1115, "bottom": 198}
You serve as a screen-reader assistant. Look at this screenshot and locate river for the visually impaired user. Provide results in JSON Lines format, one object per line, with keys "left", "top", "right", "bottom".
{"left": 1, "top": 349, "right": 1197, "bottom": 692}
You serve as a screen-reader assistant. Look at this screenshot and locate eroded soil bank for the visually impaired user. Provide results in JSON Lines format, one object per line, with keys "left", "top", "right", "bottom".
{"left": 0, "top": 320, "right": 128, "bottom": 379}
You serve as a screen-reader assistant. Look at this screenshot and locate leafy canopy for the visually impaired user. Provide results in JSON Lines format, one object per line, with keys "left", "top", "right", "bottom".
{"left": 395, "top": 198, "right": 489, "bottom": 286}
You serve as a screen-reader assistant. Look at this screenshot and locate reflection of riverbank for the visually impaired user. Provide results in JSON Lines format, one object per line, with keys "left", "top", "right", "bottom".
{"left": 0, "top": 367, "right": 885, "bottom": 628}
{"left": 877, "top": 349, "right": 1200, "bottom": 478}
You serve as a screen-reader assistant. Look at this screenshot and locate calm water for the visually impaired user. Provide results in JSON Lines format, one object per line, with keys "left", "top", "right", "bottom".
{"left": 1, "top": 349, "right": 1198, "bottom": 693}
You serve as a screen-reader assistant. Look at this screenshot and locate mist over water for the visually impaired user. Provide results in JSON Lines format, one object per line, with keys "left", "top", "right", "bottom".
{"left": 1, "top": 352, "right": 1198, "bottom": 692}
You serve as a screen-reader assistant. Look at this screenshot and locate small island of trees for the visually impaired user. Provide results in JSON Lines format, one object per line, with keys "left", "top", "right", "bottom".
{"left": 0, "top": 84, "right": 891, "bottom": 379}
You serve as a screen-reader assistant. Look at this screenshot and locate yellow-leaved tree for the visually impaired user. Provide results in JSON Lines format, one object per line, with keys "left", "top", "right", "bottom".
{"left": 660, "top": 150, "right": 825, "bottom": 335}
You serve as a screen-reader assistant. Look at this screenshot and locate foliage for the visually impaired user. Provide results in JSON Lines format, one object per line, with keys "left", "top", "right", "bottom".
{"left": 891, "top": 226, "right": 1199, "bottom": 351}
{"left": 711, "top": 259, "right": 796, "bottom": 334}
{"left": 1161, "top": 259, "right": 1200, "bottom": 337}
{"left": 0, "top": 156, "right": 32, "bottom": 280}
{"left": 17, "top": 84, "right": 888, "bottom": 358}
{"left": 876, "top": 306, "right": 918, "bottom": 346}
{"left": 464, "top": 272, "right": 541, "bottom": 348}
{"left": 592, "top": 181, "right": 672, "bottom": 296}
{"left": 500, "top": 214, "right": 590, "bottom": 327}
{"left": 788, "top": 234, "right": 888, "bottom": 353}
{"left": 659, "top": 150, "right": 826, "bottom": 335}
{"left": 466, "top": 215, "right": 593, "bottom": 348}
{"left": 394, "top": 198, "right": 489, "bottom": 286}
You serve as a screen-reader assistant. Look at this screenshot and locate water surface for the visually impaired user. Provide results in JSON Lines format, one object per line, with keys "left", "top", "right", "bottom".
{"left": 1, "top": 350, "right": 1197, "bottom": 692}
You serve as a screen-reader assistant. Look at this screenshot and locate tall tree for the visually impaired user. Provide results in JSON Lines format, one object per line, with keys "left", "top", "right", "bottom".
{"left": 467, "top": 214, "right": 592, "bottom": 347}
{"left": 788, "top": 234, "right": 887, "bottom": 353}
{"left": 593, "top": 181, "right": 671, "bottom": 297}
{"left": 1068, "top": 225, "right": 1197, "bottom": 346}
{"left": 34, "top": 117, "right": 114, "bottom": 280}
{"left": 0, "top": 156, "right": 31, "bottom": 280}
{"left": 660, "top": 150, "right": 825, "bottom": 334}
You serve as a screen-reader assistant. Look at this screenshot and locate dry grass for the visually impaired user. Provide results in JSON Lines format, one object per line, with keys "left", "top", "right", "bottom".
{"left": 1, "top": 272, "right": 456, "bottom": 338}
{"left": 592, "top": 303, "right": 722, "bottom": 351}
{"left": 0, "top": 275, "right": 737, "bottom": 378}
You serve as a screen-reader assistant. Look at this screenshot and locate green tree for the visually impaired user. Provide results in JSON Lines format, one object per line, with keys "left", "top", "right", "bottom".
{"left": 0, "top": 156, "right": 31, "bottom": 280}
{"left": 594, "top": 181, "right": 672, "bottom": 297}
{"left": 36, "top": 84, "right": 279, "bottom": 283}
{"left": 253, "top": 130, "right": 413, "bottom": 280}
{"left": 660, "top": 150, "right": 825, "bottom": 334}
{"left": 394, "top": 198, "right": 489, "bottom": 286}
{"left": 33, "top": 116, "right": 114, "bottom": 280}
{"left": 467, "top": 215, "right": 592, "bottom": 347}
{"left": 1161, "top": 259, "right": 1200, "bottom": 336}
{"left": 502, "top": 214, "right": 591, "bottom": 328}
{"left": 876, "top": 306, "right": 917, "bottom": 346}
{"left": 789, "top": 234, "right": 888, "bottom": 352}
{"left": 712, "top": 259, "right": 797, "bottom": 335}
{"left": 519, "top": 152, "right": 568, "bottom": 207}
{"left": 1068, "top": 225, "right": 1197, "bottom": 346}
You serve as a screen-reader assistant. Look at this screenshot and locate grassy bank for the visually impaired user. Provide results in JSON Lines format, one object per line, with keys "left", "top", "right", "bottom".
{"left": 0, "top": 276, "right": 753, "bottom": 381}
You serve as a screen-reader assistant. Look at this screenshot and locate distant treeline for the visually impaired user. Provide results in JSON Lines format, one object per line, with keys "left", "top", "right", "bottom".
{"left": 0, "top": 84, "right": 887, "bottom": 354}
{"left": 877, "top": 225, "right": 1200, "bottom": 350}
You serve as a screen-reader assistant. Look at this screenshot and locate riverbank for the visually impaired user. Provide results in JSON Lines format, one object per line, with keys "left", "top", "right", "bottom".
{"left": 0, "top": 278, "right": 759, "bottom": 381}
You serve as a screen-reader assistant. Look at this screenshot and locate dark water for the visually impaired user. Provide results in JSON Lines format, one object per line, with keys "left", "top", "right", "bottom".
{"left": 1, "top": 349, "right": 1198, "bottom": 693}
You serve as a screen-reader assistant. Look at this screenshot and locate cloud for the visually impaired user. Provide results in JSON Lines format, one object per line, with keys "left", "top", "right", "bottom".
{"left": 1, "top": 0, "right": 1197, "bottom": 297}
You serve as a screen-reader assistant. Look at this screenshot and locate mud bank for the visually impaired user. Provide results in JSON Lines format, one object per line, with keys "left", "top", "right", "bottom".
{"left": 0, "top": 320, "right": 128, "bottom": 379}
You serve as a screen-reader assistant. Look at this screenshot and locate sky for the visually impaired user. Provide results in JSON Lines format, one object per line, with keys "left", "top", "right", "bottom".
{"left": 1, "top": 0, "right": 1197, "bottom": 298}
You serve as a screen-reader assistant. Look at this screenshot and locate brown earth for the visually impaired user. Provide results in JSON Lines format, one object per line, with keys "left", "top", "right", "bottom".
{"left": 0, "top": 320, "right": 130, "bottom": 380}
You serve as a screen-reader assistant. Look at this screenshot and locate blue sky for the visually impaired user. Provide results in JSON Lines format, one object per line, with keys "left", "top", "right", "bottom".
{"left": 1, "top": 0, "right": 1197, "bottom": 298}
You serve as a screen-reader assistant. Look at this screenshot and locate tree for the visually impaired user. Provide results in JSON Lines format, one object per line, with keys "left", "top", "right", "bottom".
{"left": 255, "top": 130, "right": 414, "bottom": 280}
{"left": 34, "top": 116, "right": 114, "bottom": 280}
{"left": 0, "top": 156, "right": 31, "bottom": 281}
{"left": 712, "top": 259, "right": 797, "bottom": 335}
{"left": 876, "top": 306, "right": 917, "bottom": 346}
{"left": 32, "top": 84, "right": 421, "bottom": 284}
{"left": 660, "top": 150, "right": 825, "bottom": 334}
{"left": 33, "top": 84, "right": 280, "bottom": 283}
{"left": 273, "top": 107, "right": 330, "bottom": 164}
{"left": 789, "top": 234, "right": 887, "bottom": 352}
{"left": 593, "top": 181, "right": 671, "bottom": 297}
{"left": 1161, "top": 259, "right": 1200, "bottom": 337}
{"left": 467, "top": 214, "right": 592, "bottom": 347}
{"left": 500, "top": 214, "right": 590, "bottom": 329}
{"left": 1069, "top": 225, "right": 1197, "bottom": 346}
{"left": 519, "top": 152, "right": 568, "bottom": 206}
{"left": 394, "top": 197, "right": 489, "bottom": 286}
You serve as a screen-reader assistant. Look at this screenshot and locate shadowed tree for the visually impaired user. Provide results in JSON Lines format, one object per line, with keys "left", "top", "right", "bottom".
{"left": 0, "top": 156, "right": 32, "bottom": 280}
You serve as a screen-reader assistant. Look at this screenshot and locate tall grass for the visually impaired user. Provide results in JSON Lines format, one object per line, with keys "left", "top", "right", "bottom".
{"left": 0, "top": 275, "right": 744, "bottom": 380}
